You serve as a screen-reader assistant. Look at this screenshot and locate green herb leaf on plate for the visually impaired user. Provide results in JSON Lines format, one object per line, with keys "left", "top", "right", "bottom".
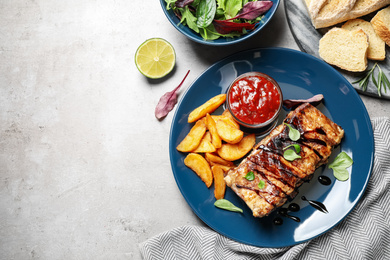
{"left": 328, "top": 152, "right": 353, "bottom": 181}
{"left": 284, "top": 144, "right": 301, "bottom": 153}
{"left": 284, "top": 123, "right": 300, "bottom": 141}
{"left": 214, "top": 199, "right": 243, "bottom": 213}
{"left": 245, "top": 171, "right": 255, "bottom": 181}
{"left": 283, "top": 149, "right": 302, "bottom": 161}
{"left": 258, "top": 180, "right": 265, "bottom": 189}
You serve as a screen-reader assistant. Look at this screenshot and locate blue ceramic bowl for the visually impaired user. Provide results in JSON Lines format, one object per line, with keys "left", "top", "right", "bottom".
{"left": 160, "top": 0, "right": 280, "bottom": 46}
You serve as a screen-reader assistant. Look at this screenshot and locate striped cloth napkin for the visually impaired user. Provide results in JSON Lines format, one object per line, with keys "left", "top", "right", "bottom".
{"left": 140, "top": 117, "right": 390, "bottom": 260}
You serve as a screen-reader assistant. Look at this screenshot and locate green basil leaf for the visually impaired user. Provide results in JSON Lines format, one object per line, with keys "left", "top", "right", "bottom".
{"left": 284, "top": 144, "right": 301, "bottom": 153}
{"left": 214, "top": 199, "right": 243, "bottom": 213}
{"left": 284, "top": 123, "right": 300, "bottom": 141}
{"left": 332, "top": 167, "right": 349, "bottom": 181}
{"left": 245, "top": 171, "right": 255, "bottom": 181}
{"left": 328, "top": 152, "right": 353, "bottom": 169}
{"left": 258, "top": 180, "right": 265, "bottom": 189}
{"left": 328, "top": 152, "right": 353, "bottom": 181}
{"left": 283, "top": 149, "right": 301, "bottom": 161}
{"left": 196, "top": 0, "right": 216, "bottom": 28}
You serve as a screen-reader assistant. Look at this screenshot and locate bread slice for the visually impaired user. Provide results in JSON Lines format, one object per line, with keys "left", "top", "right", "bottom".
{"left": 349, "top": 0, "right": 390, "bottom": 18}
{"left": 304, "top": 0, "right": 390, "bottom": 29}
{"left": 342, "top": 18, "right": 386, "bottom": 60}
{"left": 313, "top": 0, "right": 357, "bottom": 29}
{"left": 304, "top": 0, "right": 328, "bottom": 20}
{"left": 319, "top": 27, "right": 369, "bottom": 72}
{"left": 371, "top": 6, "right": 390, "bottom": 46}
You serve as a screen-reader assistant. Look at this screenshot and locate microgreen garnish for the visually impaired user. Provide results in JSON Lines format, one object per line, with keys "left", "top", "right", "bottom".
{"left": 284, "top": 144, "right": 301, "bottom": 153}
{"left": 328, "top": 152, "right": 353, "bottom": 181}
{"left": 283, "top": 144, "right": 301, "bottom": 161}
{"left": 353, "top": 63, "right": 390, "bottom": 96}
{"left": 214, "top": 199, "right": 243, "bottom": 213}
{"left": 283, "top": 149, "right": 302, "bottom": 161}
{"left": 284, "top": 123, "right": 300, "bottom": 141}
{"left": 258, "top": 180, "right": 265, "bottom": 189}
{"left": 245, "top": 171, "right": 255, "bottom": 181}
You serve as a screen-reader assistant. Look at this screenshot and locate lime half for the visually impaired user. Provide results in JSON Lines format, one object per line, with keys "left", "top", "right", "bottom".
{"left": 135, "top": 38, "right": 176, "bottom": 79}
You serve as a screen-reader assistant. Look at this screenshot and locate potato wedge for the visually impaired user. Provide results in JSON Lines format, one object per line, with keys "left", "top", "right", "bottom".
{"left": 184, "top": 153, "right": 213, "bottom": 188}
{"left": 177, "top": 120, "right": 207, "bottom": 152}
{"left": 212, "top": 115, "right": 240, "bottom": 129}
{"left": 217, "top": 134, "right": 256, "bottom": 161}
{"left": 188, "top": 94, "right": 226, "bottom": 123}
{"left": 205, "top": 152, "right": 235, "bottom": 167}
{"left": 212, "top": 165, "right": 226, "bottom": 200}
{"left": 216, "top": 119, "right": 244, "bottom": 144}
{"left": 192, "top": 132, "right": 216, "bottom": 153}
{"left": 206, "top": 113, "right": 222, "bottom": 149}
{"left": 209, "top": 161, "right": 234, "bottom": 172}
{"left": 222, "top": 109, "right": 235, "bottom": 120}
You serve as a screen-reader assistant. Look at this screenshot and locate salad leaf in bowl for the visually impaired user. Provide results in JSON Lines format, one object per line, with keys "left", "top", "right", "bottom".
{"left": 160, "top": 0, "right": 280, "bottom": 46}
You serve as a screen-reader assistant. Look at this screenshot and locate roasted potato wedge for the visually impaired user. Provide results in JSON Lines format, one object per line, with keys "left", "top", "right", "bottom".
{"left": 188, "top": 94, "right": 226, "bottom": 123}
{"left": 212, "top": 115, "right": 240, "bottom": 129}
{"left": 192, "top": 132, "right": 216, "bottom": 153}
{"left": 222, "top": 109, "right": 234, "bottom": 120}
{"left": 177, "top": 120, "right": 207, "bottom": 152}
{"left": 184, "top": 153, "right": 213, "bottom": 188}
{"left": 217, "top": 134, "right": 256, "bottom": 161}
{"left": 206, "top": 113, "right": 222, "bottom": 149}
{"left": 216, "top": 119, "right": 244, "bottom": 144}
{"left": 209, "top": 161, "right": 234, "bottom": 172}
{"left": 205, "top": 152, "right": 235, "bottom": 167}
{"left": 212, "top": 165, "right": 226, "bottom": 200}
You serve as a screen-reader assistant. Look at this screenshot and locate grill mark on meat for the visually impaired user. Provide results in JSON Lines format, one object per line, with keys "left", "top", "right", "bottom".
{"left": 236, "top": 181, "right": 285, "bottom": 207}
{"left": 248, "top": 163, "right": 290, "bottom": 197}
{"left": 248, "top": 150, "right": 298, "bottom": 189}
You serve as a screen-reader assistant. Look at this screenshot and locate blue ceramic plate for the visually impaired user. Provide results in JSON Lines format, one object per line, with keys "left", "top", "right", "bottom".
{"left": 159, "top": 0, "right": 280, "bottom": 46}
{"left": 169, "top": 48, "right": 374, "bottom": 247}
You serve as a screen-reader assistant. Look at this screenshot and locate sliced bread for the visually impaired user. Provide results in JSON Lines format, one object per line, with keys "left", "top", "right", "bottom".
{"left": 349, "top": 0, "right": 390, "bottom": 18}
{"left": 313, "top": 0, "right": 357, "bottom": 29}
{"left": 342, "top": 18, "right": 386, "bottom": 60}
{"left": 304, "top": 0, "right": 328, "bottom": 20}
{"left": 371, "top": 6, "right": 390, "bottom": 46}
{"left": 319, "top": 27, "right": 369, "bottom": 72}
{"left": 304, "top": 0, "right": 390, "bottom": 29}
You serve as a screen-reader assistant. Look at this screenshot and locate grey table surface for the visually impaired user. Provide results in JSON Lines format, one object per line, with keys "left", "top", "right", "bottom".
{"left": 1, "top": 1, "right": 389, "bottom": 259}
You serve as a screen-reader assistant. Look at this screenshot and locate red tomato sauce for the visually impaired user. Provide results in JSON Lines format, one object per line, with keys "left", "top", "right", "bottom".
{"left": 228, "top": 75, "right": 281, "bottom": 125}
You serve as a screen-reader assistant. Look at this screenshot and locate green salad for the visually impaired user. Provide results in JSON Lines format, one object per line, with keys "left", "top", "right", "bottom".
{"left": 164, "top": 0, "right": 273, "bottom": 40}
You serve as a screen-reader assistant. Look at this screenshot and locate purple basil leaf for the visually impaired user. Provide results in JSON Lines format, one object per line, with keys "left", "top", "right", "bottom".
{"left": 213, "top": 19, "right": 255, "bottom": 34}
{"left": 175, "top": 0, "right": 194, "bottom": 8}
{"left": 283, "top": 94, "right": 324, "bottom": 109}
{"left": 155, "top": 70, "right": 190, "bottom": 120}
{"left": 231, "top": 1, "right": 273, "bottom": 20}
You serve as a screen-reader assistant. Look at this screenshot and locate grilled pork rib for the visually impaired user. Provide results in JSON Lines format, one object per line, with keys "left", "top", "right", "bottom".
{"left": 224, "top": 103, "right": 344, "bottom": 218}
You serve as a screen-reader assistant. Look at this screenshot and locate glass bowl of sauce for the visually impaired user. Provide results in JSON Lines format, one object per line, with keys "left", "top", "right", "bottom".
{"left": 226, "top": 72, "right": 283, "bottom": 134}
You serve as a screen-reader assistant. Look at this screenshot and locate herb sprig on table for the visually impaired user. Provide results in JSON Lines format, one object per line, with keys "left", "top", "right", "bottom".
{"left": 353, "top": 63, "right": 390, "bottom": 96}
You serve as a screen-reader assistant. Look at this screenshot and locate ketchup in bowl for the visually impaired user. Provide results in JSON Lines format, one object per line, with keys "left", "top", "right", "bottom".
{"left": 226, "top": 72, "right": 282, "bottom": 132}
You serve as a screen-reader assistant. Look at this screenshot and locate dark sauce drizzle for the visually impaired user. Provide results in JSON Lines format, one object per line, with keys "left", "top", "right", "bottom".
{"left": 318, "top": 175, "right": 331, "bottom": 186}
{"left": 301, "top": 196, "right": 328, "bottom": 213}
{"left": 273, "top": 203, "right": 301, "bottom": 225}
